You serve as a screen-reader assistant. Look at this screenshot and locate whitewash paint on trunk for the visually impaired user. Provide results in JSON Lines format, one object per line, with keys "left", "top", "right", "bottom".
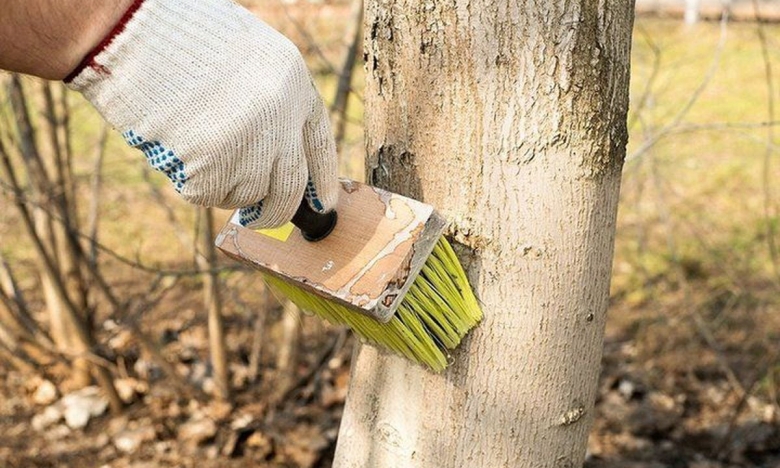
{"left": 333, "top": 1, "right": 635, "bottom": 467}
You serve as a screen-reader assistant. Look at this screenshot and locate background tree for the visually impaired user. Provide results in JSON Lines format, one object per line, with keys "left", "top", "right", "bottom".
{"left": 686, "top": 0, "right": 701, "bottom": 24}
{"left": 334, "top": 2, "right": 635, "bottom": 467}
{"left": 1, "top": 77, "right": 122, "bottom": 412}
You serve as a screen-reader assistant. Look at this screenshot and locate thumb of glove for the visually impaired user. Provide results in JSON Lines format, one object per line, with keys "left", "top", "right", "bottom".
{"left": 302, "top": 95, "right": 339, "bottom": 214}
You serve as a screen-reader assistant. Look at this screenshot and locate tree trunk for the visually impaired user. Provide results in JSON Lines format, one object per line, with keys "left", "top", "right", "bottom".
{"left": 275, "top": 299, "right": 301, "bottom": 397}
{"left": 334, "top": 2, "right": 634, "bottom": 467}
{"left": 26, "top": 80, "right": 93, "bottom": 387}
{"left": 197, "top": 207, "right": 230, "bottom": 400}
{"left": 3, "top": 77, "right": 123, "bottom": 413}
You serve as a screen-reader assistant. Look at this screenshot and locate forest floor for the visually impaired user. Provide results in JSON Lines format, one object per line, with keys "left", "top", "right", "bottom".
{"left": 2, "top": 3, "right": 780, "bottom": 468}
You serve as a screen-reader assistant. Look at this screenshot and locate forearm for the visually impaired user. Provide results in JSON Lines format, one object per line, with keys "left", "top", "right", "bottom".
{"left": 0, "top": 0, "right": 135, "bottom": 80}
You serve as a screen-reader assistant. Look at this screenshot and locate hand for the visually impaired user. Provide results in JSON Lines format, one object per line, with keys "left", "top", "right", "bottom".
{"left": 65, "top": 0, "right": 339, "bottom": 229}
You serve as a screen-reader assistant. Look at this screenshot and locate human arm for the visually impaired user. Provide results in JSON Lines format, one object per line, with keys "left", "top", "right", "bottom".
{"left": 1, "top": 0, "right": 339, "bottom": 229}
{"left": 0, "top": 0, "right": 135, "bottom": 80}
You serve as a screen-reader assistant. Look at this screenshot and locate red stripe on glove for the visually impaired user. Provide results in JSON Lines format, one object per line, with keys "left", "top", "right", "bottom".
{"left": 64, "top": 0, "right": 146, "bottom": 83}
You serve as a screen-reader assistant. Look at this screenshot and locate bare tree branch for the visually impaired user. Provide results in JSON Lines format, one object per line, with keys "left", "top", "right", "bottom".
{"left": 330, "top": 0, "right": 364, "bottom": 154}
{"left": 87, "top": 124, "right": 110, "bottom": 266}
{"left": 197, "top": 207, "right": 230, "bottom": 400}
{"left": 0, "top": 136, "right": 124, "bottom": 414}
{"left": 273, "top": 0, "right": 364, "bottom": 104}
{"left": 628, "top": 10, "right": 731, "bottom": 162}
{"left": 627, "top": 23, "right": 662, "bottom": 132}
{"left": 0, "top": 180, "right": 249, "bottom": 277}
{"left": 752, "top": 0, "right": 780, "bottom": 282}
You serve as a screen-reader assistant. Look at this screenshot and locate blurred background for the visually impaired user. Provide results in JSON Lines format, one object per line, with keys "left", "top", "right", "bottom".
{"left": 1, "top": 1, "right": 780, "bottom": 467}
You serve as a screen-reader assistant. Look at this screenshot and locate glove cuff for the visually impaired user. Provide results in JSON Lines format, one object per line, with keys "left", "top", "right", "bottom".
{"left": 62, "top": 0, "right": 338, "bottom": 228}
{"left": 63, "top": 0, "right": 146, "bottom": 83}
{"left": 61, "top": 0, "right": 302, "bottom": 207}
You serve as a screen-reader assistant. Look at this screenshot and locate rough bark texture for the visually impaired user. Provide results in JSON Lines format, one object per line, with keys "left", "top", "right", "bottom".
{"left": 334, "top": 2, "right": 634, "bottom": 467}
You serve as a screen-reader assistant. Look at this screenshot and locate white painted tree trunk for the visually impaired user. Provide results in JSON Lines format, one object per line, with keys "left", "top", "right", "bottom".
{"left": 685, "top": 0, "right": 701, "bottom": 24}
{"left": 333, "top": 2, "right": 634, "bottom": 467}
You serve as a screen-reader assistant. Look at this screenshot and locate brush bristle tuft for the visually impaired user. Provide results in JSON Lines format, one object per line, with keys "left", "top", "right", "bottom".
{"left": 263, "top": 237, "right": 482, "bottom": 372}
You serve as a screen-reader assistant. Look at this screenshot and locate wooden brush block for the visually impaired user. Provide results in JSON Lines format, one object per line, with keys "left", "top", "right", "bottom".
{"left": 215, "top": 180, "right": 447, "bottom": 322}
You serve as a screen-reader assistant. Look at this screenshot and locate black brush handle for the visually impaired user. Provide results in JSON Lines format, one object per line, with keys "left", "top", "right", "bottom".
{"left": 290, "top": 198, "right": 338, "bottom": 242}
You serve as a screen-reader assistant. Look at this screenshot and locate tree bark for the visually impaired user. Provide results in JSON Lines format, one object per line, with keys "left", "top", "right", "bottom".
{"left": 334, "top": 2, "right": 634, "bottom": 467}
{"left": 197, "top": 207, "right": 230, "bottom": 400}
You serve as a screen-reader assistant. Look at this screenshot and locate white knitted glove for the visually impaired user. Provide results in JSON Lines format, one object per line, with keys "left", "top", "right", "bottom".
{"left": 65, "top": 0, "right": 339, "bottom": 229}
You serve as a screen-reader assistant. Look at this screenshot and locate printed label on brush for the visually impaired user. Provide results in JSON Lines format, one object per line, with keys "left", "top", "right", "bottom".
{"left": 229, "top": 210, "right": 295, "bottom": 242}
{"left": 255, "top": 223, "right": 294, "bottom": 242}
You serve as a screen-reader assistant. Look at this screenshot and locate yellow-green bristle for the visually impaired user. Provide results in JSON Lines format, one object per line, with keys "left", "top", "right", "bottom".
{"left": 263, "top": 237, "right": 483, "bottom": 372}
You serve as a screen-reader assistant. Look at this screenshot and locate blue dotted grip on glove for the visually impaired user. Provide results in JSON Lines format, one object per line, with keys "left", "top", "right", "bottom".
{"left": 123, "top": 129, "right": 329, "bottom": 231}
{"left": 238, "top": 202, "right": 264, "bottom": 227}
{"left": 304, "top": 178, "right": 324, "bottom": 212}
{"left": 237, "top": 177, "right": 325, "bottom": 229}
{"left": 123, "top": 130, "right": 188, "bottom": 193}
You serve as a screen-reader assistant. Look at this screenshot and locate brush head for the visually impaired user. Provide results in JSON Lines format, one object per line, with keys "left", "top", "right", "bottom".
{"left": 215, "top": 180, "right": 447, "bottom": 323}
{"left": 262, "top": 236, "right": 482, "bottom": 371}
{"left": 216, "top": 180, "right": 483, "bottom": 371}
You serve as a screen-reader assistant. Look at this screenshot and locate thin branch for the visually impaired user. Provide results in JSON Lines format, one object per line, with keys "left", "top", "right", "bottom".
{"left": 0, "top": 255, "right": 37, "bottom": 335}
{"left": 1, "top": 139, "right": 123, "bottom": 413}
{"left": 41, "top": 81, "right": 65, "bottom": 187}
{"left": 270, "top": 328, "right": 348, "bottom": 411}
{"left": 247, "top": 302, "right": 266, "bottom": 384}
{"left": 330, "top": 0, "right": 364, "bottom": 154}
{"left": 627, "top": 23, "right": 662, "bottom": 132}
{"left": 141, "top": 165, "right": 197, "bottom": 256}
{"left": 87, "top": 124, "right": 110, "bottom": 266}
{"left": 7, "top": 76, "right": 50, "bottom": 188}
{"left": 717, "top": 344, "right": 780, "bottom": 459}
{"left": 74, "top": 212, "right": 208, "bottom": 400}
{"left": 624, "top": 120, "right": 780, "bottom": 155}
{"left": 59, "top": 84, "right": 76, "bottom": 211}
{"left": 753, "top": 0, "right": 780, "bottom": 282}
{"left": 0, "top": 180, "right": 249, "bottom": 277}
{"left": 197, "top": 207, "right": 230, "bottom": 400}
{"left": 0, "top": 255, "right": 57, "bottom": 353}
{"left": 0, "top": 339, "right": 39, "bottom": 374}
{"left": 119, "top": 275, "right": 209, "bottom": 400}
{"left": 690, "top": 312, "right": 746, "bottom": 398}
{"left": 273, "top": 0, "right": 364, "bottom": 103}
{"left": 628, "top": 10, "right": 730, "bottom": 162}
